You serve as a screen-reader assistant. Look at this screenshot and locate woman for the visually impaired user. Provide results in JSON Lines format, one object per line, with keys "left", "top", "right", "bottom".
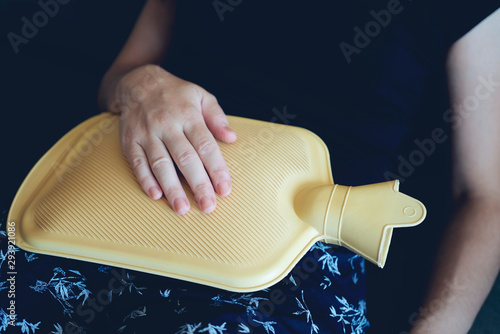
{"left": 2, "top": 0, "right": 499, "bottom": 332}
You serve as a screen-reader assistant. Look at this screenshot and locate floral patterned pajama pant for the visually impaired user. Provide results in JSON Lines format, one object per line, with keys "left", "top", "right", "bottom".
{"left": 0, "top": 210, "right": 369, "bottom": 334}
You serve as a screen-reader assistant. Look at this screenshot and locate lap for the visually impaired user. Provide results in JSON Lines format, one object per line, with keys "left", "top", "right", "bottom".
{"left": 0, "top": 210, "right": 369, "bottom": 333}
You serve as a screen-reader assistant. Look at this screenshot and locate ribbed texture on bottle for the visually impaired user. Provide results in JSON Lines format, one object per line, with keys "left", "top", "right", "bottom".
{"left": 33, "top": 116, "right": 310, "bottom": 267}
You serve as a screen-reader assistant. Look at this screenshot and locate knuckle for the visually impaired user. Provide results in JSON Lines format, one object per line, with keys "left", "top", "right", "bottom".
{"left": 182, "top": 118, "right": 198, "bottom": 133}
{"left": 205, "top": 92, "right": 218, "bottom": 103}
{"left": 173, "top": 102, "right": 199, "bottom": 120}
{"left": 163, "top": 186, "right": 183, "bottom": 200}
{"left": 148, "top": 110, "right": 170, "bottom": 126}
{"left": 130, "top": 156, "right": 147, "bottom": 169}
{"left": 192, "top": 182, "right": 213, "bottom": 195}
{"left": 137, "top": 174, "right": 151, "bottom": 186}
{"left": 151, "top": 157, "right": 172, "bottom": 172}
{"left": 120, "top": 128, "right": 136, "bottom": 146}
{"left": 177, "top": 150, "right": 198, "bottom": 168}
{"left": 197, "top": 138, "right": 218, "bottom": 157}
{"left": 175, "top": 101, "right": 192, "bottom": 112}
{"left": 209, "top": 167, "right": 229, "bottom": 178}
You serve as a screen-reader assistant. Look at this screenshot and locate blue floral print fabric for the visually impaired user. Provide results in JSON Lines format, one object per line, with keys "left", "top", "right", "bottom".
{"left": 0, "top": 210, "right": 369, "bottom": 333}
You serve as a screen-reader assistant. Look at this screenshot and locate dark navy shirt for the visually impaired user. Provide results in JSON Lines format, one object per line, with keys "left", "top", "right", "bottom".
{"left": 164, "top": 0, "right": 499, "bottom": 185}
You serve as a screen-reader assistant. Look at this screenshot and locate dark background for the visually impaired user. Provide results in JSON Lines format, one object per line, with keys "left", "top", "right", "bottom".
{"left": 1, "top": 1, "right": 497, "bottom": 333}
{"left": 1, "top": 0, "right": 144, "bottom": 209}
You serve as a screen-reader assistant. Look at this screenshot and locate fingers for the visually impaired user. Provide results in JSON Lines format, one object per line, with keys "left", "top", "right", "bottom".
{"left": 144, "top": 138, "right": 191, "bottom": 215}
{"left": 124, "top": 140, "right": 190, "bottom": 215}
{"left": 184, "top": 120, "right": 232, "bottom": 198}
{"left": 163, "top": 129, "right": 218, "bottom": 213}
{"left": 124, "top": 142, "right": 163, "bottom": 200}
{"left": 202, "top": 95, "right": 237, "bottom": 143}
{"left": 123, "top": 112, "right": 230, "bottom": 215}
{"left": 117, "top": 73, "right": 235, "bottom": 215}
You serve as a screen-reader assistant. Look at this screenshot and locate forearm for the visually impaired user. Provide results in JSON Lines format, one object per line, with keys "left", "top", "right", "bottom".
{"left": 411, "top": 9, "right": 500, "bottom": 332}
{"left": 411, "top": 198, "right": 500, "bottom": 333}
{"left": 98, "top": 0, "right": 175, "bottom": 111}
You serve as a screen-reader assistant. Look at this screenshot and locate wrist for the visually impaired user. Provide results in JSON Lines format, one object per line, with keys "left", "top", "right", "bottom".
{"left": 99, "top": 64, "right": 167, "bottom": 114}
{"left": 98, "top": 69, "right": 127, "bottom": 114}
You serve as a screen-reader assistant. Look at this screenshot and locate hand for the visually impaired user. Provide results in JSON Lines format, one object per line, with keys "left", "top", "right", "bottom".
{"left": 110, "top": 64, "right": 237, "bottom": 214}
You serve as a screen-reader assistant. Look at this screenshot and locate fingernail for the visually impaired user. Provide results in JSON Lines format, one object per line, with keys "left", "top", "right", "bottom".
{"left": 174, "top": 197, "right": 190, "bottom": 215}
{"left": 224, "top": 126, "right": 237, "bottom": 141}
{"left": 149, "top": 186, "right": 162, "bottom": 199}
{"left": 217, "top": 181, "right": 231, "bottom": 197}
{"left": 199, "top": 196, "right": 215, "bottom": 213}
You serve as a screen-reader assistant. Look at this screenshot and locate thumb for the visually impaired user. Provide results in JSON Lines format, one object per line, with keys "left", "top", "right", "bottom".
{"left": 201, "top": 94, "right": 237, "bottom": 143}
